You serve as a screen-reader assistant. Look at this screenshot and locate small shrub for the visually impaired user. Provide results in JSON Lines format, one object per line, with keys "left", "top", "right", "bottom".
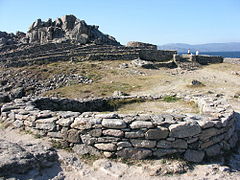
{"left": 34, "top": 134, "right": 43, "bottom": 139}
{"left": 163, "top": 96, "right": 180, "bottom": 102}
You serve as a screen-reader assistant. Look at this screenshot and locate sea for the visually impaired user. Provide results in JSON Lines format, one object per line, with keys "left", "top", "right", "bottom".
{"left": 179, "top": 51, "right": 240, "bottom": 58}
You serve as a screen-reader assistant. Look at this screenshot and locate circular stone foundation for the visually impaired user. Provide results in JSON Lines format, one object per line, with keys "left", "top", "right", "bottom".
{"left": 0, "top": 94, "right": 239, "bottom": 162}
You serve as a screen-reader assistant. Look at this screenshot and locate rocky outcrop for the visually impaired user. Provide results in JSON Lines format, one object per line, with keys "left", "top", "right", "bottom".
{"left": 0, "top": 31, "right": 26, "bottom": 46}
{"left": 0, "top": 15, "right": 120, "bottom": 47}
{"left": 127, "top": 41, "right": 157, "bottom": 50}
{"left": 26, "top": 15, "right": 120, "bottom": 45}
{"left": 0, "top": 139, "right": 58, "bottom": 177}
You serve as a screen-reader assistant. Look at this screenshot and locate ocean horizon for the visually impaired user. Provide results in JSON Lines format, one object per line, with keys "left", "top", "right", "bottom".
{"left": 179, "top": 51, "right": 240, "bottom": 58}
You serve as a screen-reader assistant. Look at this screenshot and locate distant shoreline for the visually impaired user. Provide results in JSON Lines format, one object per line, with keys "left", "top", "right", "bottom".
{"left": 178, "top": 51, "right": 240, "bottom": 58}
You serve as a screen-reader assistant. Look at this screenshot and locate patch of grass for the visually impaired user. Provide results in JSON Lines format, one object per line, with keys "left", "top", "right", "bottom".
{"left": 34, "top": 134, "right": 43, "bottom": 139}
{"left": 186, "top": 84, "right": 206, "bottom": 88}
{"left": 107, "top": 98, "right": 146, "bottom": 111}
{"left": 23, "top": 130, "right": 33, "bottom": 135}
{"left": 0, "top": 122, "right": 4, "bottom": 129}
{"left": 163, "top": 95, "right": 181, "bottom": 102}
{"left": 44, "top": 81, "right": 140, "bottom": 99}
{"left": 234, "top": 92, "right": 240, "bottom": 98}
{"left": 80, "top": 154, "right": 102, "bottom": 165}
{"left": 185, "top": 101, "right": 199, "bottom": 113}
{"left": 50, "top": 139, "right": 72, "bottom": 151}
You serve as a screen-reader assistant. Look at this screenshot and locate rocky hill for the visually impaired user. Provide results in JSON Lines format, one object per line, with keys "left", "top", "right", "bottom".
{"left": 0, "top": 14, "right": 120, "bottom": 46}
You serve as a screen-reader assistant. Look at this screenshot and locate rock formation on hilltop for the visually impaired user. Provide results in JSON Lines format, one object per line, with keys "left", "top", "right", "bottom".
{"left": 0, "top": 14, "right": 120, "bottom": 46}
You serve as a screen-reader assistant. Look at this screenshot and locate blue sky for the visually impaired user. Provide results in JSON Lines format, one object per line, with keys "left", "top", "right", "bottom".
{"left": 0, "top": 0, "right": 239, "bottom": 45}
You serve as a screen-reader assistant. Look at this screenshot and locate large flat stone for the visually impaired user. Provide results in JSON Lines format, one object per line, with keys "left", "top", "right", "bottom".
{"left": 94, "top": 143, "right": 117, "bottom": 151}
{"left": 116, "top": 148, "right": 152, "bottom": 159}
{"left": 103, "top": 129, "right": 124, "bottom": 137}
{"left": 130, "top": 121, "right": 153, "bottom": 129}
{"left": 184, "top": 150, "right": 205, "bottom": 162}
{"left": 157, "top": 139, "right": 187, "bottom": 149}
{"left": 205, "top": 144, "right": 221, "bottom": 157}
{"left": 102, "top": 119, "right": 126, "bottom": 129}
{"left": 199, "top": 127, "right": 226, "bottom": 141}
{"left": 35, "top": 117, "right": 58, "bottom": 131}
{"left": 169, "top": 121, "right": 201, "bottom": 138}
{"left": 153, "top": 149, "right": 184, "bottom": 157}
{"left": 145, "top": 127, "right": 169, "bottom": 140}
{"left": 63, "top": 129, "right": 81, "bottom": 143}
{"left": 130, "top": 139, "right": 156, "bottom": 148}
{"left": 125, "top": 130, "right": 145, "bottom": 138}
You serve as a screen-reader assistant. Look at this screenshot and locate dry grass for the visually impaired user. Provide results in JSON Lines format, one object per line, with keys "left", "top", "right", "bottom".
{"left": 115, "top": 99, "right": 199, "bottom": 114}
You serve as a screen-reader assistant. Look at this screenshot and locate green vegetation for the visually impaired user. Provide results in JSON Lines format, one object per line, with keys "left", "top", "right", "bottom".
{"left": 163, "top": 95, "right": 181, "bottom": 102}
{"left": 34, "top": 134, "right": 43, "bottom": 139}
{"left": 107, "top": 98, "right": 146, "bottom": 111}
{"left": 80, "top": 154, "right": 102, "bottom": 165}
{"left": 50, "top": 139, "right": 72, "bottom": 151}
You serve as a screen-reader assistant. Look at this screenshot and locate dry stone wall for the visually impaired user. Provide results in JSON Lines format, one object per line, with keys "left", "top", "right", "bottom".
{"left": 1, "top": 95, "right": 239, "bottom": 162}
{"left": 0, "top": 42, "right": 177, "bottom": 67}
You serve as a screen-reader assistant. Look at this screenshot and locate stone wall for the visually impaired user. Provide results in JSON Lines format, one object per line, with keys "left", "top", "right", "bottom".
{"left": 195, "top": 55, "right": 224, "bottom": 65}
{"left": 1, "top": 94, "right": 239, "bottom": 162}
{"left": 0, "top": 42, "right": 176, "bottom": 67}
{"left": 175, "top": 54, "right": 224, "bottom": 65}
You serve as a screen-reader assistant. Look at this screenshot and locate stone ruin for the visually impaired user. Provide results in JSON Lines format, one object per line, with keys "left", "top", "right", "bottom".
{"left": 0, "top": 14, "right": 233, "bottom": 163}
{"left": 0, "top": 14, "right": 223, "bottom": 68}
{"left": 1, "top": 94, "right": 239, "bottom": 162}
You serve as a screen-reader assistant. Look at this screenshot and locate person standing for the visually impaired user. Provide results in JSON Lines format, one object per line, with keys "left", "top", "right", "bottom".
{"left": 196, "top": 50, "right": 199, "bottom": 55}
{"left": 187, "top": 49, "right": 190, "bottom": 54}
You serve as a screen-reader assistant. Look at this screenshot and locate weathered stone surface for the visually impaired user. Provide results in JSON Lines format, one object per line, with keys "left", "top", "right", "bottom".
{"left": 81, "top": 135, "right": 97, "bottom": 145}
{"left": 97, "top": 137, "right": 120, "bottom": 143}
{"left": 0, "top": 139, "right": 57, "bottom": 177}
{"left": 130, "top": 121, "right": 153, "bottom": 129}
{"left": 169, "top": 121, "right": 201, "bottom": 138}
{"left": 94, "top": 143, "right": 117, "bottom": 151}
{"left": 200, "top": 133, "right": 225, "bottom": 149}
{"left": 116, "top": 148, "right": 152, "bottom": 159}
{"left": 35, "top": 117, "right": 58, "bottom": 130}
{"left": 102, "top": 119, "right": 126, "bottom": 129}
{"left": 228, "top": 133, "right": 238, "bottom": 148}
{"left": 184, "top": 150, "right": 205, "bottom": 162}
{"left": 13, "top": 120, "right": 24, "bottom": 128}
{"left": 95, "top": 113, "right": 119, "bottom": 119}
{"left": 151, "top": 115, "right": 164, "bottom": 125}
{"left": 127, "top": 41, "right": 157, "bottom": 50}
{"left": 103, "top": 129, "right": 124, "bottom": 137}
{"left": 63, "top": 129, "right": 81, "bottom": 143}
{"left": 73, "top": 144, "right": 100, "bottom": 155}
{"left": 157, "top": 139, "right": 187, "bottom": 149}
{"left": 130, "top": 139, "right": 156, "bottom": 148}
{"left": 56, "top": 118, "right": 74, "bottom": 127}
{"left": 47, "top": 131, "right": 62, "bottom": 138}
{"left": 198, "top": 120, "right": 215, "bottom": 129}
{"left": 26, "top": 15, "right": 120, "bottom": 45}
{"left": 153, "top": 149, "right": 184, "bottom": 157}
{"left": 89, "top": 129, "right": 102, "bottom": 137}
{"left": 145, "top": 127, "right": 169, "bottom": 139}
{"left": 71, "top": 117, "right": 101, "bottom": 129}
{"left": 205, "top": 144, "right": 221, "bottom": 157}
{"left": 117, "top": 141, "right": 132, "bottom": 148}
{"left": 199, "top": 127, "right": 225, "bottom": 141}
{"left": 125, "top": 130, "right": 145, "bottom": 138}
